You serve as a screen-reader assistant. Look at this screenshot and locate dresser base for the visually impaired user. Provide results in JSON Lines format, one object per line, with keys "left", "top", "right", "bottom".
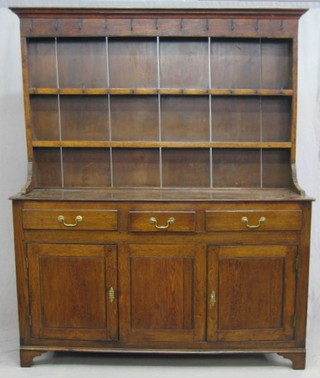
{"left": 19, "top": 347, "right": 306, "bottom": 369}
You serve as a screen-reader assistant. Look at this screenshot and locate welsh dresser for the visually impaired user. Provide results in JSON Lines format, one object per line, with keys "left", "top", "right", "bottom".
{"left": 10, "top": 7, "right": 312, "bottom": 369}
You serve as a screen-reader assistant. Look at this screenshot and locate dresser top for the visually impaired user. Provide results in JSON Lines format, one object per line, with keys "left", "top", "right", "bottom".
{"left": 11, "top": 188, "right": 313, "bottom": 202}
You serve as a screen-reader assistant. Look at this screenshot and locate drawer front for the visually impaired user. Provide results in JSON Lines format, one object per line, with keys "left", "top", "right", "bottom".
{"left": 205, "top": 210, "right": 302, "bottom": 231}
{"left": 23, "top": 209, "right": 118, "bottom": 230}
{"left": 128, "top": 211, "right": 196, "bottom": 232}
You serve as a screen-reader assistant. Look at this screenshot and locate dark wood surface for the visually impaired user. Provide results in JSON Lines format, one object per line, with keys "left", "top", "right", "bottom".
{"left": 22, "top": 12, "right": 298, "bottom": 191}
{"left": 10, "top": 7, "right": 311, "bottom": 370}
{"left": 162, "top": 96, "right": 210, "bottom": 142}
{"left": 109, "top": 38, "right": 158, "bottom": 88}
{"left": 14, "top": 8, "right": 305, "bottom": 40}
{"left": 160, "top": 38, "right": 209, "bottom": 88}
{"left": 128, "top": 210, "right": 196, "bottom": 232}
{"left": 11, "top": 187, "right": 312, "bottom": 202}
{"left": 30, "top": 96, "right": 59, "bottom": 141}
{"left": 205, "top": 209, "right": 302, "bottom": 231}
{"left": 28, "top": 244, "right": 118, "bottom": 341}
{"left": 211, "top": 97, "right": 260, "bottom": 142}
{"left": 112, "top": 148, "right": 160, "bottom": 187}
{"left": 60, "top": 96, "right": 109, "bottom": 141}
{"left": 23, "top": 208, "right": 118, "bottom": 230}
{"left": 211, "top": 39, "right": 260, "bottom": 89}
{"left": 33, "top": 148, "right": 62, "bottom": 188}
{"left": 58, "top": 38, "right": 108, "bottom": 88}
{"left": 63, "top": 148, "right": 111, "bottom": 187}
{"left": 110, "top": 96, "right": 158, "bottom": 141}
{"left": 207, "top": 245, "right": 296, "bottom": 342}
{"left": 12, "top": 198, "right": 311, "bottom": 371}
{"left": 120, "top": 243, "right": 206, "bottom": 343}
{"left": 162, "top": 148, "right": 210, "bottom": 188}
{"left": 261, "top": 97, "right": 291, "bottom": 142}
{"left": 27, "top": 39, "right": 56, "bottom": 88}
{"left": 26, "top": 34, "right": 295, "bottom": 192}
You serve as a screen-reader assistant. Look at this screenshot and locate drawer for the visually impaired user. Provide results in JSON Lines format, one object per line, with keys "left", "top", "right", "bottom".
{"left": 205, "top": 210, "right": 302, "bottom": 231}
{"left": 128, "top": 211, "right": 196, "bottom": 232}
{"left": 23, "top": 209, "right": 118, "bottom": 230}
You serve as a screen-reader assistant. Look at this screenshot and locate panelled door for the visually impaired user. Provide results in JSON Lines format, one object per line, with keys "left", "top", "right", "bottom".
{"left": 207, "top": 245, "right": 297, "bottom": 342}
{"left": 120, "top": 243, "right": 206, "bottom": 343}
{"left": 27, "top": 243, "right": 118, "bottom": 341}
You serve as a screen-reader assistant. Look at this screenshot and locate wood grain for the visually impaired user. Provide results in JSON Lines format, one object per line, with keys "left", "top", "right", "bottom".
{"left": 27, "top": 244, "right": 118, "bottom": 341}
{"left": 211, "top": 39, "right": 260, "bottom": 89}
{"left": 128, "top": 211, "right": 196, "bottom": 232}
{"left": 63, "top": 148, "right": 111, "bottom": 187}
{"left": 261, "top": 40, "right": 292, "bottom": 90}
{"left": 110, "top": 96, "right": 158, "bottom": 141}
{"left": 120, "top": 244, "right": 206, "bottom": 342}
{"left": 208, "top": 245, "right": 297, "bottom": 342}
{"left": 212, "top": 97, "right": 260, "bottom": 142}
{"left": 112, "top": 148, "right": 160, "bottom": 187}
{"left": 28, "top": 88, "right": 293, "bottom": 96}
{"left": 109, "top": 37, "right": 157, "bottom": 88}
{"left": 33, "top": 148, "right": 62, "bottom": 188}
{"left": 31, "top": 141, "right": 293, "bottom": 149}
{"left": 23, "top": 209, "right": 118, "bottom": 230}
{"left": 261, "top": 97, "right": 291, "bottom": 142}
{"left": 10, "top": 7, "right": 310, "bottom": 370}
{"left": 160, "top": 38, "right": 209, "bottom": 88}
{"left": 60, "top": 96, "right": 109, "bottom": 141}
{"left": 212, "top": 149, "right": 261, "bottom": 188}
{"left": 20, "top": 350, "right": 45, "bottom": 367}
{"left": 30, "top": 95, "right": 59, "bottom": 141}
{"left": 27, "top": 38, "right": 56, "bottom": 88}
{"left": 161, "top": 96, "right": 209, "bottom": 142}
{"left": 278, "top": 352, "right": 306, "bottom": 370}
{"left": 205, "top": 209, "right": 302, "bottom": 231}
{"left": 58, "top": 38, "right": 107, "bottom": 88}
{"left": 162, "top": 148, "right": 210, "bottom": 188}
{"left": 262, "top": 149, "right": 292, "bottom": 188}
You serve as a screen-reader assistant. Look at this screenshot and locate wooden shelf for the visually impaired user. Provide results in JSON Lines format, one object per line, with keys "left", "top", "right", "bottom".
{"left": 28, "top": 88, "right": 293, "bottom": 96}
{"left": 32, "top": 141, "right": 293, "bottom": 149}
{"left": 27, "top": 36, "right": 295, "bottom": 190}
{"left": 11, "top": 187, "right": 310, "bottom": 202}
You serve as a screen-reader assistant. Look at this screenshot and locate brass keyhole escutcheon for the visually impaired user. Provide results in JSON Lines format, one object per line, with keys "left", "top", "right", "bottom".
{"left": 108, "top": 287, "right": 115, "bottom": 303}
{"left": 210, "top": 291, "right": 216, "bottom": 308}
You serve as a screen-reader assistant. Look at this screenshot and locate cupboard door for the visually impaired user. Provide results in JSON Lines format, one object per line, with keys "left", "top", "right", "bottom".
{"left": 120, "top": 244, "right": 206, "bottom": 343}
{"left": 207, "top": 245, "right": 297, "bottom": 342}
{"left": 27, "top": 244, "right": 118, "bottom": 341}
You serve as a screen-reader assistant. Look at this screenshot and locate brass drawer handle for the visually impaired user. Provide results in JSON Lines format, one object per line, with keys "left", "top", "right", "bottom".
{"left": 241, "top": 216, "right": 266, "bottom": 229}
{"left": 57, "top": 215, "right": 83, "bottom": 227}
{"left": 149, "top": 216, "right": 175, "bottom": 229}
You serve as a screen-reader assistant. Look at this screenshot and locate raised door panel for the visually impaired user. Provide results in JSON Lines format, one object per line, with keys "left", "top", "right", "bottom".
{"left": 27, "top": 244, "right": 118, "bottom": 341}
{"left": 207, "top": 245, "right": 297, "bottom": 342}
{"left": 119, "top": 244, "right": 206, "bottom": 343}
